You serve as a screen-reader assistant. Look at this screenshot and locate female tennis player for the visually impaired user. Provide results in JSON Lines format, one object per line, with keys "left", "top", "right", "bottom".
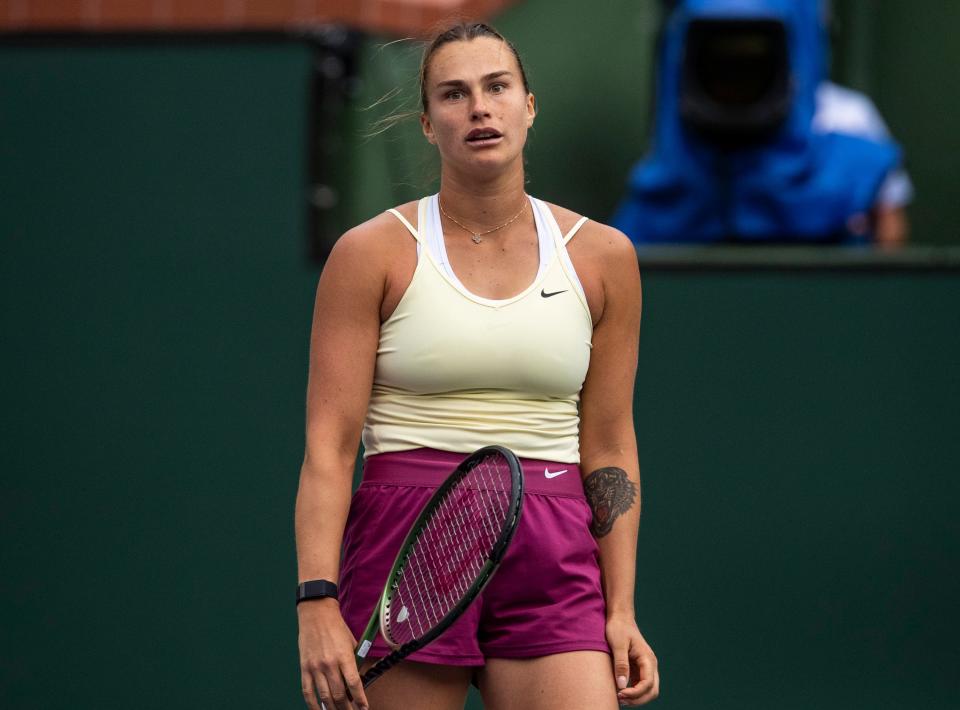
{"left": 295, "top": 22, "right": 659, "bottom": 710}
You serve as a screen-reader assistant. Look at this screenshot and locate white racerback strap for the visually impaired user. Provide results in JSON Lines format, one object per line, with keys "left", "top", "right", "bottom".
{"left": 386, "top": 207, "right": 423, "bottom": 244}
{"left": 563, "top": 216, "right": 589, "bottom": 245}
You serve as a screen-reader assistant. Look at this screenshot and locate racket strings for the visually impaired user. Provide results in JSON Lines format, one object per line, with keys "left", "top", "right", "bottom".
{"left": 395, "top": 486, "right": 489, "bottom": 639}
{"left": 385, "top": 453, "right": 512, "bottom": 645}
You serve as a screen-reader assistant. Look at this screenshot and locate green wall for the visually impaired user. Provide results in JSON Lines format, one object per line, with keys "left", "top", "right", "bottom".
{"left": 1, "top": 42, "right": 317, "bottom": 707}
{"left": 631, "top": 268, "right": 960, "bottom": 709}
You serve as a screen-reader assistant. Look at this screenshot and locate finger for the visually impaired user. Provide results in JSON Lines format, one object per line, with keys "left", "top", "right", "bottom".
{"left": 632, "top": 668, "right": 661, "bottom": 706}
{"left": 618, "top": 683, "right": 653, "bottom": 704}
{"left": 323, "top": 670, "right": 354, "bottom": 710}
{"left": 611, "top": 643, "right": 631, "bottom": 692}
{"left": 341, "top": 659, "right": 369, "bottom": 710}
{"left": 317, "top": 675, "right": 338, "bottom": 710}
{"left": 301, "top": 671, "right": 324, "bottom": 710}
{"left": 617, "top": 648, "right": 656, "bottom": 702}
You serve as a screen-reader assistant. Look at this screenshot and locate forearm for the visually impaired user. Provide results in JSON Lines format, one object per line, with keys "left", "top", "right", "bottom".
{"left": 294, "top": 450, "right": 357, "bottom": 583}
{"left": 581, "top": 441, "right": 641, "bottom": 617}
{"left": 295, "top": 449, "right": 371, "bottom": 710}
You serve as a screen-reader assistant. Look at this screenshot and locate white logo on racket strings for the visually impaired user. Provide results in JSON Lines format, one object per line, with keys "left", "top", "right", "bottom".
{"left": 544, "top": 468, "right": 568, "bottom": 479}
{"left": 396, "top": 606, "right": 410, "bottom": 623}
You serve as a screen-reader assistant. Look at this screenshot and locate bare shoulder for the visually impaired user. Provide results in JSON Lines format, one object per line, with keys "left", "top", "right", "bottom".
{"left": 323, "top": 200, "right": 418, "bottom": 278}
{"left": 330, "top": 201, "right": 417, "bottom": 261}
{"left": 577, "top": 221, "right": 637, "bottom": 263}
{"left": 542, "top": 200, "right": 637, "bottom": 267}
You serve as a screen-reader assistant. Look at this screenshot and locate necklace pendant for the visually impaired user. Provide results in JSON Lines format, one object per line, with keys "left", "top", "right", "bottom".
{"left": 471, "top": 234, "right": 482, "bottom": 244}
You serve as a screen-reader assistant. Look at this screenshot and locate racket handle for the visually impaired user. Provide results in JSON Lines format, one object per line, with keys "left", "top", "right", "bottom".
{"left": 360, "top": 643, "right": 415, "bottom": 688}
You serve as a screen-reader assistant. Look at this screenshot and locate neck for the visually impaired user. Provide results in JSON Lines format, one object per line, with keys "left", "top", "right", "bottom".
{"left": 437, "top": 160, "right": 528, "bottom": 229}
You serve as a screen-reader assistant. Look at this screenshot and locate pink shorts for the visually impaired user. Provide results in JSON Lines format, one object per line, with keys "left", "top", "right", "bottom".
{"left": 338, "top": 448, "right": 610, "bottom": 666}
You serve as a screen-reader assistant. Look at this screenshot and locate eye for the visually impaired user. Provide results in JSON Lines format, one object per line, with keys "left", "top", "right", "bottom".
{"left": 445, "top": 89, "right": 465, "bottom": 101}
{"left": 490, "top": 83, "right": 506, "bottom": 94}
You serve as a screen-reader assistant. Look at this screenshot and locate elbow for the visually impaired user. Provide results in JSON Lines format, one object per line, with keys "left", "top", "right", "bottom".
{"left": 303, "top": 409, "right": 365, "bottom": 462}
{"left": 301, "top": 447, "right": 359, "bottom": 482}
{"left": 301, "top": 427, "right": 362, "bottom": 483}
{"left": 580, "top": 422, "right": 637, "bottom": 463}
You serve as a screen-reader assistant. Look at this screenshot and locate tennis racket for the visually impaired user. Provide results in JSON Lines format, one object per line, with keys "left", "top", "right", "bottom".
{"left": 354, "top": 445, "right": 524, "bottom": 688}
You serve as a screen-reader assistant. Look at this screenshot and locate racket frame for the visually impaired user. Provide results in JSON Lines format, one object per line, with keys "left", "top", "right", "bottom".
{"left": 353, "top": 445, "right": 524, "bottom": 686}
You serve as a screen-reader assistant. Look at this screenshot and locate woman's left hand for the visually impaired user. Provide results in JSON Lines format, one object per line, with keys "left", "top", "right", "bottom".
{"left": 606, "top": 613, "right": 659, "bottom": 706}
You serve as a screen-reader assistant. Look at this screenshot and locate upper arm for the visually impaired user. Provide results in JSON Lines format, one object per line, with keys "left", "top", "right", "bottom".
{"left": 303, "top": 225, "right": 387, "bottom": 465}
{"left": 578, "top": 225, "right": 642, "bottom": 459}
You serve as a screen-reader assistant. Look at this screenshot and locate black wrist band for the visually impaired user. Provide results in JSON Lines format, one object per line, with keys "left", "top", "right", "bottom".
{"left": 296, "top": 579, "right": 339, "bottom": 605}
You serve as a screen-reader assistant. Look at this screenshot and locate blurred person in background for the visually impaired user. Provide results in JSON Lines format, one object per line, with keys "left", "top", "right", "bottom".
{"left": 612, "top": 0, "right": 911, "bottom": 247}
{"left": 813, "top": 79, "right": 912, "bottom": 245}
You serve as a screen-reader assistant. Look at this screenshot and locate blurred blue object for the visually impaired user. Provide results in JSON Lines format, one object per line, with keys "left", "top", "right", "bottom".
{"left": 612, "top": 0, "right": 901, "bottom": 244}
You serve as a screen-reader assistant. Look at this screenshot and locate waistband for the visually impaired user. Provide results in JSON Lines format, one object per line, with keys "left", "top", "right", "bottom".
{"left": 361, "top": 448, "right": 585, "bottom": 498}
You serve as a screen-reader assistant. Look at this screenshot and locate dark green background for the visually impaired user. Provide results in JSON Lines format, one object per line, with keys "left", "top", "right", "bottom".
{"left": 2, "top": 2, "right": 959, "bottom": 708}
{"left": 1, "top": 43, "right": 318, "bottom": 707}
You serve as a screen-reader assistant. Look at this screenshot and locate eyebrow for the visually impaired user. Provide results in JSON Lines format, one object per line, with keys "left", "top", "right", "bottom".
{"left": 434, "top": 71, "right": 513, "bottom": 89}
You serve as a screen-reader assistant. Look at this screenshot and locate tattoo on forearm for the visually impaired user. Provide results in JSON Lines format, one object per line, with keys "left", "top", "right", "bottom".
{"left": 584, "top": 467, "right": 637, "bottom": 538}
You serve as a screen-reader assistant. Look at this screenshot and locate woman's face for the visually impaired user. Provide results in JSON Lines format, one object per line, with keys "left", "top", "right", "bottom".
{"left": 420, "top": 37, "right": 536, "bottom": 176}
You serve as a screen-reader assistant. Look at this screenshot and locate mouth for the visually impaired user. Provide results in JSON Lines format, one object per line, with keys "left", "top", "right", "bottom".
{"left": 465, "top": 128, "right": 503, "bottom": 147}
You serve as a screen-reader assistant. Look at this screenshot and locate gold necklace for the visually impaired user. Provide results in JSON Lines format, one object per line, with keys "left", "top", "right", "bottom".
{"left": 438, "top": 197, "right": 527, "bottom": 244}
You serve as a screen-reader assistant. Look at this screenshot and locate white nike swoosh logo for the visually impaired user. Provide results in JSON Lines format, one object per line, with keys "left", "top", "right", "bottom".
{"left": 544, "top": 468, "right": 568, "bottom": 479}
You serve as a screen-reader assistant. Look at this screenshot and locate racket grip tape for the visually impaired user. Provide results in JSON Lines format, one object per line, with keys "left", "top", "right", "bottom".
{"left": 360, "top": 642, "right": 417, "bottom": 688}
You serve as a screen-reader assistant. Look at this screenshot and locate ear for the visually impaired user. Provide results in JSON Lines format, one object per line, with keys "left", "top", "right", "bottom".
{"left": 420, "top": 112, "right": 437, "bottom": 145}
{"left": 526, "top": 92, "right": 537, "bottom": 127}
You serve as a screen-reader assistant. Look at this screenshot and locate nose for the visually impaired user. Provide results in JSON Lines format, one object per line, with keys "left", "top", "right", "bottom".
{"left": 470, "top": 95, "right": 491, "bottom": 120}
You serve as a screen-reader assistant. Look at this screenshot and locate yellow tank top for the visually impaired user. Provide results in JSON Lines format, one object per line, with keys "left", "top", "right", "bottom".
{"left": 361, "top": 195, "right": 593, "bottom": 463}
